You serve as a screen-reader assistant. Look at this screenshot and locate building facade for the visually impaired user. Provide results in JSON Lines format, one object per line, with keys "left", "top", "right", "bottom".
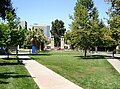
{"left": 32, "top": 24, "right": 51, "bottom": 38}
{"left": 19, "top": 21, "right": 27, "bottom": 29}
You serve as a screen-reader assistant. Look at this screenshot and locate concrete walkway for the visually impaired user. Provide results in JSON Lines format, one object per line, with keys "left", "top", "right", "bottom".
{"left": 107, "top": 59, "right": 120, "bottom": 73}
{"left": 23, "top": 60, "right": 83, "bottom": 89}
{"left": 93, "top": 52, "right": 120, "bottom": 74}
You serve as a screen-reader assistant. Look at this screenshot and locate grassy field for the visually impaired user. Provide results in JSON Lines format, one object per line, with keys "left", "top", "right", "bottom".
{"left": 0, "top": 58, "right": 39, "bottom": 89}
{"left": 32, "top": 51, "right": 120, "bottom": 89}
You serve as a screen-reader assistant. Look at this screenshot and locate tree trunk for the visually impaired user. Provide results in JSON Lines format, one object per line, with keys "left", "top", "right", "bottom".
{"left": 16, "top": 46, "right": 20, "bottom": 63}
{"left": 16, "top": 46, "right": 18, "bottom": 58}
{"left": 41, "top": 42, "right": 44, "bottom": 51}
{"left": 95, "top": 46, "right": 98, "bottom": 53}
{"left": 112, "top": 49, "right": 116, "bottom": 58}
{"left": 84, "top": 48, "right": 87, "bottom": 58}
{"left": 6, "top": 47, "right": 9, "bottom": 58}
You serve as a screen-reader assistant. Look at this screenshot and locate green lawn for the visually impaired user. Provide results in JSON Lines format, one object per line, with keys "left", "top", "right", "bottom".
{"left": 0, "top": 58, "right": 39, "bottom": 89}
{"left": 32, "top": 51, "right": 120, "bottom": 89}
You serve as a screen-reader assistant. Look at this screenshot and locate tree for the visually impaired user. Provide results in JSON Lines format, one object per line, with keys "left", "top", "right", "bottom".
{"left": 64, "top": 30, "right": 71, "bottom": 44}
{"left": 70, "top": 0, "right": 100, "bottom": 57}
{"left": 51, "top": 19, "right": 66, "bottom": 47}
{"left": 69, "top": 0, "right": 114, "bottom": 57}
{"left": 0, "top": 0, "right": 16, "bottom": 20}
{"left": 24, "top": 28, "right": 48, "bottom": 51}
{"left": 105, "top": 0, "right": 120, "bottom": 55}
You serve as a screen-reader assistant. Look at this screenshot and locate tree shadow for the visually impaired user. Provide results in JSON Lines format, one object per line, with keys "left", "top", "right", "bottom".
{"left": 0, "top": 80, "right": 9, "bottom": 84}
{"left": 0, "top": 72, "right": 18, "bottom": 79}
{"left": 0, "top": 62, "right": 24, "bottom": 66}
{"left": 27, "top": 53, "right": 52, "bottom": 56}
{"left": 0, "top": 72, "right": 32, "bottom": 84}
{"left": 74, "top": 55, "right": 106, "bottom": 59}
{"left": 0, "top": 72, "right": 31, "bottom": 79}
{"left": 2, "top": 58, "right": 17, "bottom": 60}
{"left": 0, "top": 53, "right": 52, "bottom": 56}
{"left": 2, "top": 58, "right": 31, "bottom": 60}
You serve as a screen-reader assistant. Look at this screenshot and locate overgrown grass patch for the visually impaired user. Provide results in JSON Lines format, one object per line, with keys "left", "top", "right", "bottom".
{"left": 32, "top": 51, "right": 120, "bottom": 89}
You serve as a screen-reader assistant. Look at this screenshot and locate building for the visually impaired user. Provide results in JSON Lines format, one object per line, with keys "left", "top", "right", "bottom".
{"left": 32, "top": 24, "right": 51, "bottom": 38}
{"left": 19, "top": 21, "right": 27, "bottom": 29}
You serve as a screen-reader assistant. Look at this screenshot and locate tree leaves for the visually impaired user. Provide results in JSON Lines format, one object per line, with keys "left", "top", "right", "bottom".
{"left": 0, "top": 0, "right": 16, "bottom": 20}
{"left": 51, "top": 19, "right": 66, "bottom": 47}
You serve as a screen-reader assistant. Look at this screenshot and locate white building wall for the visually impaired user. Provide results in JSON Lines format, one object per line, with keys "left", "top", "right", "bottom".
{"left": 32, "top": 24, "right": 51, "bottom": 39}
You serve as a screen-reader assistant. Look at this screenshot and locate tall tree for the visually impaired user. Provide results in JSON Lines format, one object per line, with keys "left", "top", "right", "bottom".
{"left": 105, "top": 0, "right": 120, "bottom": 50}
{"left": 51, "top": 19, "right": 66, "bottom": 47}
{"left": 70, "top": 0, "right": 100, "bottom": 57}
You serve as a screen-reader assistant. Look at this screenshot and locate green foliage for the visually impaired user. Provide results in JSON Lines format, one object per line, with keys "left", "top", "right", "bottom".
{"left": 0, "top": 23, "right": 26, "bottom": 47}
{"left": 51, "top": 19, "right": 66, "bottom": 47}
{"left": 0, "top": 0, "right": 16, "bottom": 20}
{"left": 64, "top": 30, "right": 71, "bottom": 44}
{"left": 0, "top": 0, "right": 26, "bottom": 51}
{"left": 0, "top": 24, "right": 9, "bottom": 46}
{"left": 6, "top": 11, "right": 20, "bottom": 30}
{"left": 9, "top": 29, "right": 26, "bottom": 46}
{"left": 24, "top": 28, "right": 48, "bottom": 49}
{"left": 0, "top": 5, "right": 25, "bottom": 48}
{"left": 107, "top": 0, "right": 120, "bottom": 46}
{"left": 69, "top": 0, "right": 115, "bottom": 57}
{"left": 100, "top": 27, "right": 114, "bottom": 47}
{"left": 70, "top": 0, "right": 99, "bottom": 56}
{"left": 111, "top": 0, "right": 120, "bottom": 15}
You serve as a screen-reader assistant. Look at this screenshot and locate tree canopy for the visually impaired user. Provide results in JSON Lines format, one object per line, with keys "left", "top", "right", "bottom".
{"left": 51, "top": 19, "right": 66, "bottom": 47}
{"left": 66, "top": 0, "right": 114, "bottom": 57}
{"left": 106, "top": 0, "right": 120, "bottom": 46}
{"left": 0, "top": 0, "right": 16, "bottom": 20}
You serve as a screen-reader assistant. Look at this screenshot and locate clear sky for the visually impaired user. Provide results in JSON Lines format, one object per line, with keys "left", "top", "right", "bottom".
{"left": 12, "top": 0, "right": 110, "bottom": 30}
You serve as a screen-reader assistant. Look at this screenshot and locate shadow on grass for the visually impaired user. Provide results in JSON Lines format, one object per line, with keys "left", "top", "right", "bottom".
{"left": 0, "top": 72, "right": 32, "bottom": 84}
{"left": 2, "top": 58, "right": 31, "bottom": 60}
{"left": 2, "top": 58, "right": 17, "bottom": 60}
{"left": 0, "top": 62, "right": 24, "bottom": 66}
{"left": 0, "top": 53, "right": 51, "bottom": 56}
{"left": 0, "top": 80, "right": 9, "bottom": 84}
{"left": 0, "top": 72, "right": 31, "bottom": 79}
{"left": 75, "top": 55, "right": 106, "bottom": 59}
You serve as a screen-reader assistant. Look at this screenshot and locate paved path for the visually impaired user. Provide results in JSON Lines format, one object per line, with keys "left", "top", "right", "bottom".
{"left": 93, "top": 52, "right": 120, "bottom": 74}
{"left": 23, "top": 60, "right": 83, "bottom": 89}
{"left": 107, "top": 59, "right": 120, "bottom": 73}
{"left": 0, "top": 55, "right": 8, "bottom": 58}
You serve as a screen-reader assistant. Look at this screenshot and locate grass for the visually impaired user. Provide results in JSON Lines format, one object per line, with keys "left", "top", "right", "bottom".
{"left": 0, "top": 58, "right": 39, "bottom": 89}
{"left": 32, "top": 51, "right": 120, "bottom": 89}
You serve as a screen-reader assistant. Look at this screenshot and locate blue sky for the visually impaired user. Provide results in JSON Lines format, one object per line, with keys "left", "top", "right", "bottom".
{"left": 12, "top": 0, "right": 110, "bottom": 30}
